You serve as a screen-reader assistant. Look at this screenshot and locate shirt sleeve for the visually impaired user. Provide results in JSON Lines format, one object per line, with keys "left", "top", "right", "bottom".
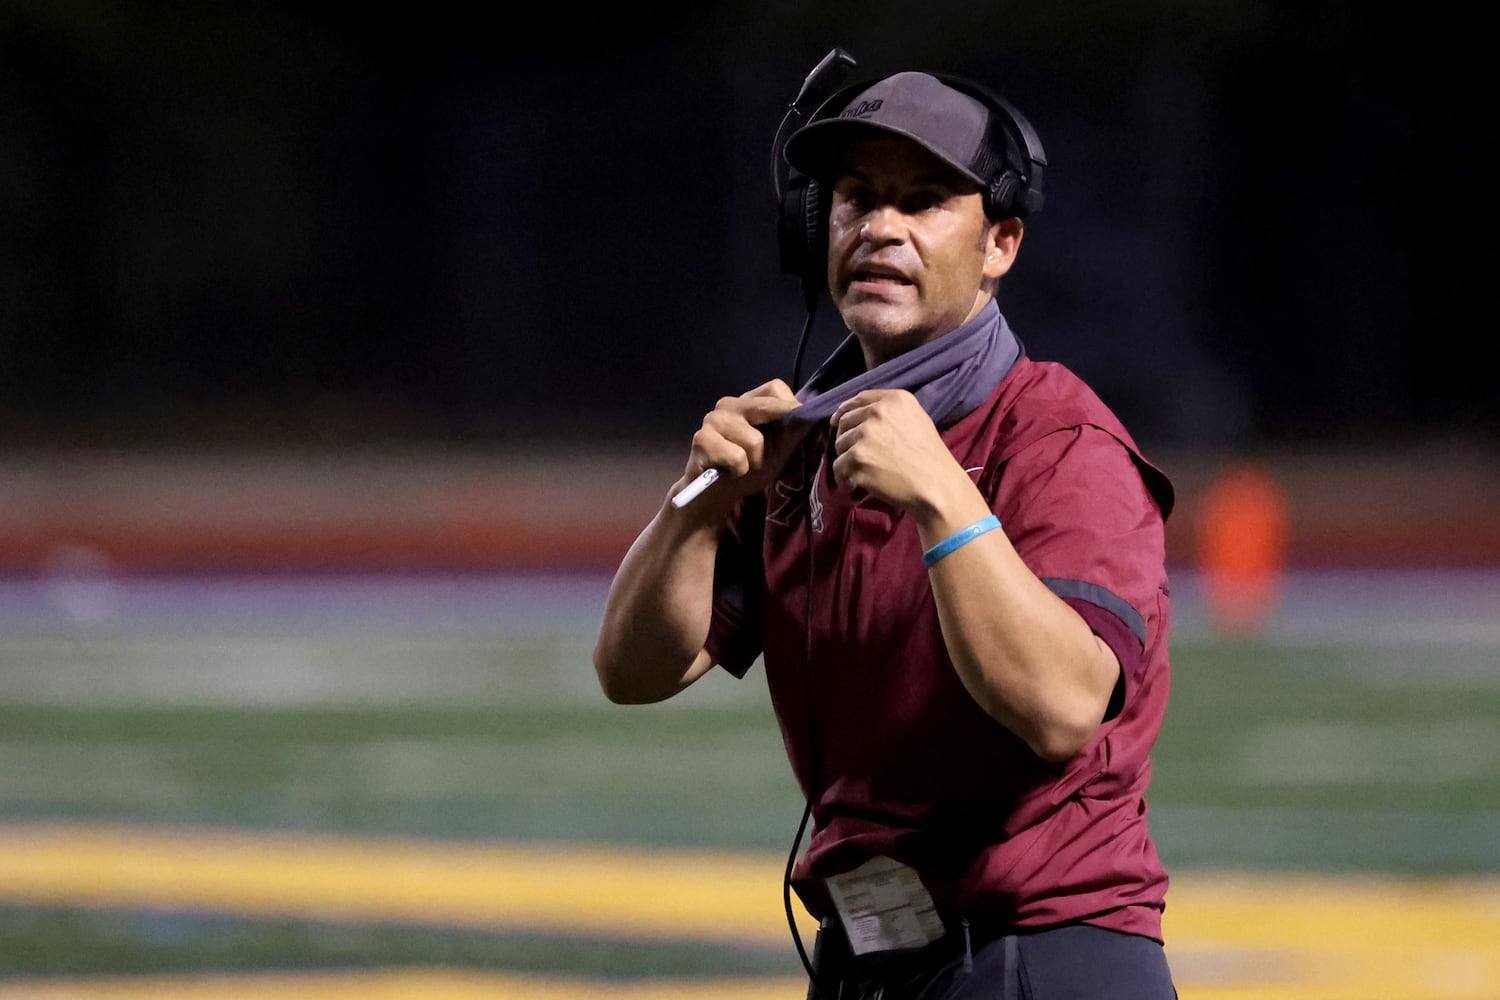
{"left": 702, "top": 494, "right": 765, "bottom": 678}
{"left": 995, "top": 425, "right": 1168, "bottom": 709}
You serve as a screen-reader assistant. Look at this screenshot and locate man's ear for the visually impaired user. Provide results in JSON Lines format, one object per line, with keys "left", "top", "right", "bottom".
{"left": 984, "top": 218, "right": 1025, "bottom": 279}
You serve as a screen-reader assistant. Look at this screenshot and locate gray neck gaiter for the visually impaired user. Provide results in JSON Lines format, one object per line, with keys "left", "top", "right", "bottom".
{"left": 785, "top": 299, "right": 1021, "bottom": 429}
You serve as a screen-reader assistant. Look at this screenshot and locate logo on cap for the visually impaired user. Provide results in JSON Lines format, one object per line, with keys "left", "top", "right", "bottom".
{"left": 840, "top": 98, "right": 883, "bottom": 120}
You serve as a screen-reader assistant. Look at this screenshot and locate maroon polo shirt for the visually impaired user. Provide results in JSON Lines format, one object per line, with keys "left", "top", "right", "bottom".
{"left": 706, "top": 354, "right": 1176, "bottom": 943}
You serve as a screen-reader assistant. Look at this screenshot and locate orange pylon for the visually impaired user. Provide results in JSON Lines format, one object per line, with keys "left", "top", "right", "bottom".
{"left": 1195, "top": 460, "right": 1289, "bottom": 637}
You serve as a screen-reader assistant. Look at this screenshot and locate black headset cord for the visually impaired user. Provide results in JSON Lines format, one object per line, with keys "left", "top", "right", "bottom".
{"left": 790, "top": 299, "right": 818, "bottom": 395}
{"left": 784, "top": 784, "right": 825, "bottom": 990}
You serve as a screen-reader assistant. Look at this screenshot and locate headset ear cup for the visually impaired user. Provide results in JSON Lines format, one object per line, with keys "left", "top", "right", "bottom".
{"left": 937, "top": 74, "right": 1046, "bottom": 221}
{"left": 988, "top": 173, "right": 1019, "bottom": 219}
{"left": 778, "top": 181, "right": 809, "bottom": 276}
{"left": 779, "top": 177, "right": 829, "bottom": 294}
{"left": 802, "top": 179, "right": 825, "bottom": 287}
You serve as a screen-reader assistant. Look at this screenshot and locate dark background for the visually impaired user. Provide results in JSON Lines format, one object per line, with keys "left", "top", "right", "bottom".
{"left": 2, "top": 1, "right": 1492, "bottom": 457}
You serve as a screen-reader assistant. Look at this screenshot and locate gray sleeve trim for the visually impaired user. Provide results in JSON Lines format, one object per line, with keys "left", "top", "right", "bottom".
{"left": 1040, "top": 577, "right": 1146, "bottom": 646}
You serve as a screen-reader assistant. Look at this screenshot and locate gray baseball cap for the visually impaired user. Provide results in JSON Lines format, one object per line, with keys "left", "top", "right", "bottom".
{"left": 783, "top": 71, "right": 999, "bottom": 187}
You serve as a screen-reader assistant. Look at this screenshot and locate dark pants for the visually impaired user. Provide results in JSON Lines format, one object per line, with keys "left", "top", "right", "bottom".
{"left": 805, "top": 918, "right": 1178, "bottom": 1000}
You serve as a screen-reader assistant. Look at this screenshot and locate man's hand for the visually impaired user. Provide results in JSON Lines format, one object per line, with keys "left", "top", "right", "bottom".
{"left": 677, "top": 378, "right": 808, "bottom": 510}
{"left": 829, "top": 389, "right": 967, "bottom": 513}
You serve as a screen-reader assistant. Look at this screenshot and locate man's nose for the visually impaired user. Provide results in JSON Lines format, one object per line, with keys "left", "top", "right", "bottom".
{"left": 860, "top": 205, "right": 905, "bottom": 242}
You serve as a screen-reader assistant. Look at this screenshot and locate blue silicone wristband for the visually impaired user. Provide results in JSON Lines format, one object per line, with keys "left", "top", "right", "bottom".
{"left": 922, "top": 514, "right": 1002, "bottom": 569}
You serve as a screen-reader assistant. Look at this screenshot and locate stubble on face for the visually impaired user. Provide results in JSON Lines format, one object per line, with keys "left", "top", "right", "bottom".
{"left": 824, "top": 137, "right": 995, "bottom": 368}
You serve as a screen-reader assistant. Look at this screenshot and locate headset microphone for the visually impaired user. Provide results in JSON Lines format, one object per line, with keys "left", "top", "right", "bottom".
{"left": 771, "top": 48, "right": 857, "bottom": 203}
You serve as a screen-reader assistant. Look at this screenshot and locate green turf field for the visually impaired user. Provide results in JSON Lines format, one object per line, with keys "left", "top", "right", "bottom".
{"left": 0, "top": 570, "right": 1496, "bottom": 992}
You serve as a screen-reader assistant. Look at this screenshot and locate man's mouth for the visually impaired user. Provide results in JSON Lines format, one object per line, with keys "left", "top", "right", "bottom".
{"left": 849, "top": 265, "right": 913, "bottom": 288}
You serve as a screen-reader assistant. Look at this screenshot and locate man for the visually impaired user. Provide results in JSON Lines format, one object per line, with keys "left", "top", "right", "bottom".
{"left": 593, "top": 66, "right": 1178, "bottom": 999}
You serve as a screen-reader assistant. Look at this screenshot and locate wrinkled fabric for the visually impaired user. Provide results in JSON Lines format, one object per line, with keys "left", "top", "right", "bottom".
{"left": 786, "top": 299, "right": 1021, "bottom": 429}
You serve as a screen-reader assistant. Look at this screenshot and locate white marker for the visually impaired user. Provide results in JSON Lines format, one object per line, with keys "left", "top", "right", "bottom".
{"left": 671, "top": 467, "right": 721, "bottom": 508}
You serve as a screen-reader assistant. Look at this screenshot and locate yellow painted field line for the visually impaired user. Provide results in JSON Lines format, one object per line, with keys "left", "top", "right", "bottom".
{"left": 0, "top": 971, "right": 806, "bottom": 1000}
{"left": 0, "top": 822, "right": 817, "bottom": 945}
{"left": 1163, "top": 870, "right": 1500, "bottom": 999}
{"left": 1166, "top": 868, "right": 1500, "bottom": 950}
{"left": 0, "top": 822, "right": 1497, "bottom": 999}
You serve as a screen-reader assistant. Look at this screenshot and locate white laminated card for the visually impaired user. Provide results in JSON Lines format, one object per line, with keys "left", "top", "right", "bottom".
{"left": 824, "top": 855, "right": 946, "bottom": 956}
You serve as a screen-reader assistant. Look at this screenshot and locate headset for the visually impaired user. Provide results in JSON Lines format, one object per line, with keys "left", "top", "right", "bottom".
{"left": 771, "top": 49, "right": 1048, "bottom": 388}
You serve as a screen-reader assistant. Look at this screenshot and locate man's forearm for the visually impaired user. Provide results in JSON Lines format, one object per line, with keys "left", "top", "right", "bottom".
{"left": 912, "top": 474, "right": 1118, "bottom": 761}
{"left": 927, "top": 540, "right": 1119, "bottom": 761}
